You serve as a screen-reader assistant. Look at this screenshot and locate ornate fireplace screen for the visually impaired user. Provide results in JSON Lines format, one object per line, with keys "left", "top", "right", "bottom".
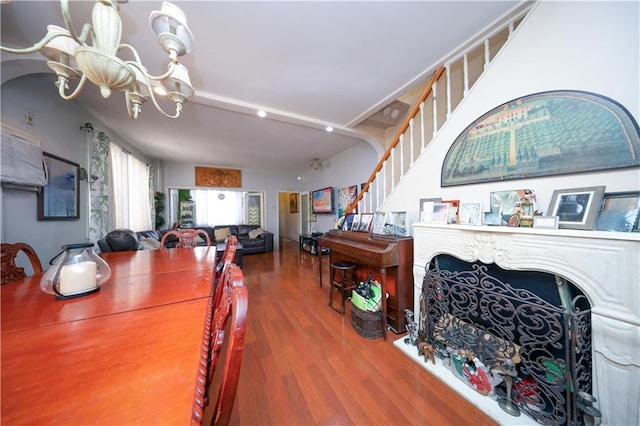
{"left": 419, "top": 255, "right": 596, "bottom": 426}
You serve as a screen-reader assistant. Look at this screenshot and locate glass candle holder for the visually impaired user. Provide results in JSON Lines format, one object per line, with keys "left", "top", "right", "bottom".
{"left": 40, "top": 243, "right": 111, "bottom": 299}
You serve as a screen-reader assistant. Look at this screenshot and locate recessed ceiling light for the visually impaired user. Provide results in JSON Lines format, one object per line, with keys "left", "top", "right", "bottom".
{"left": 325, "top": 126, "right": 333, "bottom": 132}
{"left": 257, "top": 110, "right": 267, "bottom": 118}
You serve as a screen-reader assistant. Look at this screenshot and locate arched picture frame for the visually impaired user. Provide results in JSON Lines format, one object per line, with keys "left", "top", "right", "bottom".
{"left": 441, "top": 91, "right": 640, "bottom": 187}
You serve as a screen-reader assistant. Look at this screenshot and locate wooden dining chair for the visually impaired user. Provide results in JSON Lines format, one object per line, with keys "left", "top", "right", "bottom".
{"left": 1, "top": 242, "right": 44, "bottom": 285}
{"left": 192, "top": 264, "right": 248, "bottom": 426}
{"left": 160, "top": 228, "right": 211, "bottom": 249}
{"left": 214, "top": 235, "right": 238, "bottom": 285}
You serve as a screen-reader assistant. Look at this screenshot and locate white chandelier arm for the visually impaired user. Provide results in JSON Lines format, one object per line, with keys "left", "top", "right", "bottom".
{"left": 120, "top": 45, "right": 176, "bottom": 81}
{"left": 1, "top": 32, "right": 70, "bottom": 54}
{"left": 137, "top": 86, "right": 182, "bottom": 119}
{"left": 125, "top": 60, "right": 182, "bottom": 119}
{"left": 57, "top": 74, "right": 89, "bottom": 100}
{"left": 60, "top": 0, "right": 94, "bottom": 45}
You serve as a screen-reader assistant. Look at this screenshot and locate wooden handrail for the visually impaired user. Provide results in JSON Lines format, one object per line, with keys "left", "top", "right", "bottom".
{"left": 345, "top": 66, "right": 446, "bottom": 215}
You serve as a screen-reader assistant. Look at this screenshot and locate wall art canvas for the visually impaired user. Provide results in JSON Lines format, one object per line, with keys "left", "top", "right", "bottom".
{"left": 195, "top": 166, "right": 242, "bottom": 187}
{"left": 442, "top": 91, "right": 640, "bottom": 187}
{"left": 337, "top": 185, "right": 358, "bottom": 218}
{"left": 289, "top": 193, "right": 299, "bottom": 213}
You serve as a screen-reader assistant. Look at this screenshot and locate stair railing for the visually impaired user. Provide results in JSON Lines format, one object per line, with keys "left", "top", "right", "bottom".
{"left": 346, "top": 3, "right": 532, "bottom": 216}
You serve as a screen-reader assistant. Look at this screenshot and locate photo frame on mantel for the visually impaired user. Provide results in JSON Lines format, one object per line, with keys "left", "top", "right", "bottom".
{"left": 548, "top": 186, "right": 605, "bottom": 230}
{"left": 38, "top": 152, "right": 80, "bottom": 220}
{"left": 595, "top": 191, "right": 640, "bottom": 232}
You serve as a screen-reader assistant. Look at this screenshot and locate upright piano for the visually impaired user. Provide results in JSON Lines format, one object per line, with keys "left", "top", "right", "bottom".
{"left": 317, "top": 230, "right": 414, "bottom": 338}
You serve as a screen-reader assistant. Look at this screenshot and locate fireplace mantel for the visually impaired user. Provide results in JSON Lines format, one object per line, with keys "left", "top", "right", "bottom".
{"left": 411, "top": 223, "right": 639, "bottom": 426}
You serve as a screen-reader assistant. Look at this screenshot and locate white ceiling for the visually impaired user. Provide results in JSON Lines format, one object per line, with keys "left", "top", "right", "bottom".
{"left": 1, "top": 0, "right": 521, "bottom": 175}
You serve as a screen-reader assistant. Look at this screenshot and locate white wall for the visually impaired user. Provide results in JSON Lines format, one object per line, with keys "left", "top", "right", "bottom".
{"left": 297, "top": 141, "right": 378, "bottom": 232}
{"left": 278, "top": 191, "right": 300, "bottom": 241}
{"left": 1, "top": 75, "right": 153, "bottom": 265}
{"left": 382, "top": 1, "right": 640, "bottom": 225}
{"left": 162, "top": 140, "right": 379, "bottom": 240}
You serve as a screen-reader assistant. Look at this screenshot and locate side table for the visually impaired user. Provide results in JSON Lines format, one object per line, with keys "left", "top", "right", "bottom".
{"left": 299, "top": 233, "right": 328, "bottom": 256}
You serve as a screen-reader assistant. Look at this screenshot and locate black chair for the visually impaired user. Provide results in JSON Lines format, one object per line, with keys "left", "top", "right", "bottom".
{"left": 98, "top": 229, "right": 139, "bottom": 252}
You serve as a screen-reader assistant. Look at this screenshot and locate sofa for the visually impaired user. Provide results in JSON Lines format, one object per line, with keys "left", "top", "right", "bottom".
{"left": 97, "top": 225, "right": 273, "bottom": 254}
{"left": 204, "top": 224, "right": 274, "bottom": 254}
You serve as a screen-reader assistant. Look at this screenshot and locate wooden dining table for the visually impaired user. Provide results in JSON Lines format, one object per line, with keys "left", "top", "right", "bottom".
{"left": 1, "top": 247, "right": 217, "bottom": 425}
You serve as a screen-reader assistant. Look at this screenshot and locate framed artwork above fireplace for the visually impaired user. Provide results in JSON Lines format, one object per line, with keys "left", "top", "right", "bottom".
{"left": 441, "top": 91, "right": 640, "bottom": 187}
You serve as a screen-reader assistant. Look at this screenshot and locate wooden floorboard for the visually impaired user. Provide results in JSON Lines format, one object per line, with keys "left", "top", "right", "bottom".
{"left": 229, "top": 238, "right": 497, "bottom": 426}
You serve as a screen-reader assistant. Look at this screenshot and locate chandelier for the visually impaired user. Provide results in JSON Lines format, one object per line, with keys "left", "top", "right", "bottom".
{"left": 310, "top": 158, "right": 322, "bottom": 171}
{"left": 0, "top": 0, "right": 195, "bottom": 119}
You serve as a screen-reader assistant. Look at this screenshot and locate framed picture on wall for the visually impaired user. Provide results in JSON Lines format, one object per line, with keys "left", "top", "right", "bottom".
{"left": 38, "top": 152, "right": 79, "bottom": 220}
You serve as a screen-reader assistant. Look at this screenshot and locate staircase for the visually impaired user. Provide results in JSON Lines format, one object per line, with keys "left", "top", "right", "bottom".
{"left": 348, "top": 2, "right": 533, "bottom": 215}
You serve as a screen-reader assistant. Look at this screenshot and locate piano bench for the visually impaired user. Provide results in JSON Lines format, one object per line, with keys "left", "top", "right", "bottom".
{"left": 329, "top": 261, "right": 357, "bottom": 316}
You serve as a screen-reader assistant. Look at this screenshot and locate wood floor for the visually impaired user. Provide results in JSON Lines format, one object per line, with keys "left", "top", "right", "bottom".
{"left": 228, "top": 238, "right": 497, "bottom": 426}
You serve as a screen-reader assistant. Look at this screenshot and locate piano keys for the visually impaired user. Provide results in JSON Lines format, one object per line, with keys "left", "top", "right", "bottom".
{"left": 318, "top": 230, "right": 414, "bottom": 339}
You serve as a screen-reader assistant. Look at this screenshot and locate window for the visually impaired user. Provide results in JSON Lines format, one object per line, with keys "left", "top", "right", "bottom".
{"left": 167, "top": 189, "right": 265, "bottom": 228}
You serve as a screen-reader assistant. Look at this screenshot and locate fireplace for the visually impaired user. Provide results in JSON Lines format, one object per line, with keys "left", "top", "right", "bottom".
{"left": 421, "top": 254, "right": 592, "bottom": 425}
{"left": 403, "top": 223, "right": 639, "bottom": 426}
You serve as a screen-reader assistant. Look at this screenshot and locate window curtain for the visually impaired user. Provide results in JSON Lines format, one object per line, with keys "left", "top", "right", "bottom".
{"left": 109, "top": 141, "right": 152, "bottom": 231}
{"left": 109, "top": 142, "right": 126, "bottom": 228}
{"left": 128, "top": 155, "right": 152, "bottom": 231}
{"left": 88, "top": 130, "right": 110, "bottom": 243}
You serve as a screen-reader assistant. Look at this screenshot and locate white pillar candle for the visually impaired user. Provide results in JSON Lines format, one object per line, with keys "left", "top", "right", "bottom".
{"left": 59, "top": 261, "right": 97, "bottom": 295}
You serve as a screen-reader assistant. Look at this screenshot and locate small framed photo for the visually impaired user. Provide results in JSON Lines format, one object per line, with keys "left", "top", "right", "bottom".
{"left": 483, "top": 211, "right": 501, "bottom": 226}
{"left": 432, "top": 203, "right": 449, "bottom": 224}
{"left": 351, "top": 214, "right": 361, "bottom": 231}
{"left": 595, "top": 191, "right": 640, "bottom": 232}
{"left": 533, "top": 215, "right": 559, "bottom": 229}
{"left": 459, "top": 202, "right": 482, "bottom": 225}
{"left": 344, "top": 213, "right": 355, "bottom": 231}
{"left": 391, "top": 211, "right": 409, "bottom": 236}
{"left": 442, "top": 199, "right": 460, "bottom": 224}
{"left": 358, "top": 213, "right": 374, "bottom": 232}
{"left": 419, "top": 197, "right": 441, "bottom": 223}
{"left": 548, "top": 186, "right": 605, "bottom": 230}
{"left": 371, "top": 211, "right": 387, "bottom": 236}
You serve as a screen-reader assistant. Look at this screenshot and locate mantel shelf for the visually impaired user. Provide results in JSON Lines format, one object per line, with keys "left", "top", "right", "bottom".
{"left": 413, "top": 222, "right": 640, "bottom": 242}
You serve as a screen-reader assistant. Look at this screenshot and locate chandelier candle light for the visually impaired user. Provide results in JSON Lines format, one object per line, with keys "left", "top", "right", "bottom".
{"left": 0, "top": 0, "right": 195, "bottom": 119}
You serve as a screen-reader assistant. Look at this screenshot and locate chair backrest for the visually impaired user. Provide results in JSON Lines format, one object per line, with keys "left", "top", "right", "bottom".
{"left": 1, "top": 242, "right": 44, "bottom": 285}
{"left": 191, "top": 264, "right": 248, "bottom": 426}
{"left": 214, "top": 235, "right": 238, "bottom": 285}
{"left": 160, "top": 229, "right": 211, "bottom": 249}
